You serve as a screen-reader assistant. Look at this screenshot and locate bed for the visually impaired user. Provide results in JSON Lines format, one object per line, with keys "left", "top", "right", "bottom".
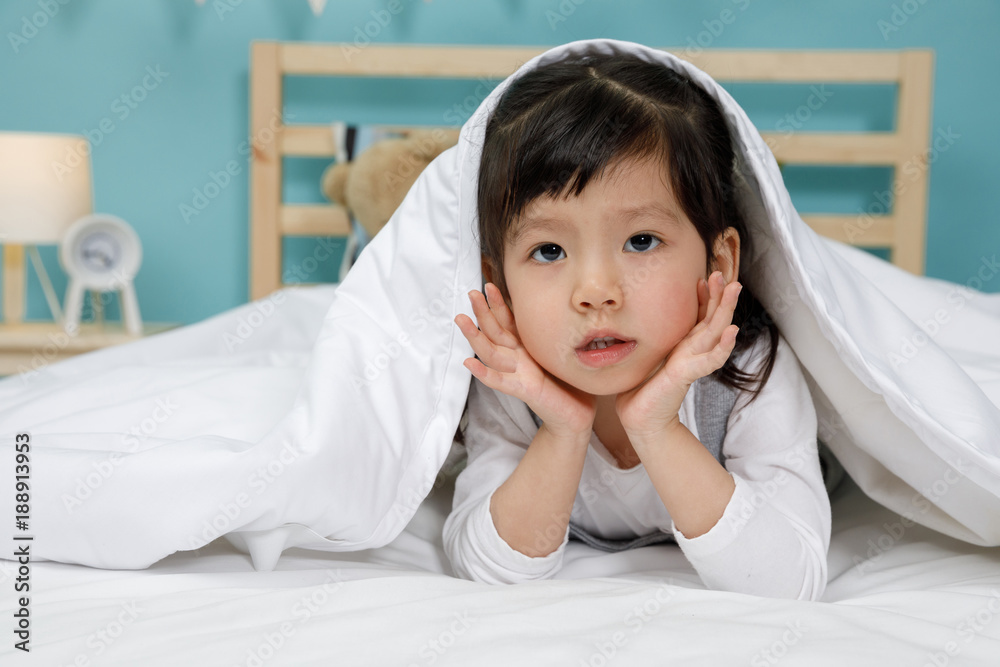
{"left": 4, "top": 42, "right": 1000, "bottom": 666}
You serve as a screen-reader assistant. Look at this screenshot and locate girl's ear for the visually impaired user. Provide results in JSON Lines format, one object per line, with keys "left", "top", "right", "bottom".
{"left": 711, "top": 227, "right": 741, "bottom": 284}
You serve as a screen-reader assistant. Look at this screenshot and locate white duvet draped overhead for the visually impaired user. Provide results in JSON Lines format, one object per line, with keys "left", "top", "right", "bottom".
{"left": 2, "top": 39, "right": 999, "bottom": 571}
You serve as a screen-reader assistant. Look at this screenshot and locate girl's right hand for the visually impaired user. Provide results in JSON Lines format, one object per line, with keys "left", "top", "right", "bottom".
{"left": 455, "top": 282, "right": 597, "bottom": 440}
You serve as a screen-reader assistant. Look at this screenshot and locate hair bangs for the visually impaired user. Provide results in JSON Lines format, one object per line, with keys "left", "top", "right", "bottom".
{"left": 497, "top": 82, "right": 670, "bottom": 240}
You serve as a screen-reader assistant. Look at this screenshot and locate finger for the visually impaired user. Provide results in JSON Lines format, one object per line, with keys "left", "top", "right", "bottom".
{"left": 469, "top": 289, "right": 520, "bottom": 349}
{"left": 696, "top": 278, "right": 709, "bottom": 322}
{"left": 485, "top": 283, "right": 520, "bottom": 340}
{"left": 706, "top": 276, "right": 740, "bottom": 324}
{"left": 455, "top": 313, "right": 518, "bottom": 373}
{"left": 686, "top": 272, "right": 724, "bottom": 344}
{"left": 702, "top": 271, "right": 725, "bottom": 325}
{"left": 709, "top": 281, "right": 742, "bottom": 329}
{"left": 464, "top": 357, "right": 504, "bottom": 389}
{"left": 706, "top": 324, "right": 739, "bottom": 370}
{"left": 463, "top": 357, "right": 528, "bottom": 399}
{"left": 687, "top": 280, "right": 742, "bottom": 355}
{"left": 681, "top": 324, "right": 740, "bottom": 382}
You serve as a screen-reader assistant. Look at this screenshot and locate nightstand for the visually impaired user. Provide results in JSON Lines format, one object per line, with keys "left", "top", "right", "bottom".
{"left": 2, "top": 238, "right": 176, "bottom": 377}
{"left": 0, "top": 320, "right": 178, "bottom": 377}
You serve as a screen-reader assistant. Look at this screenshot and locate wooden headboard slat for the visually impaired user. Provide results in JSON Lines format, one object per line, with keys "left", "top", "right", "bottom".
{"left": 762, "top": 132, "right": 911, "bottom": 165}
{"left": 281, "top": 124, "right": 452, "bottom": 157}
{"left": 282, "top": 204, "right": 351, "bottom": 237}
{"left": 250, "top": 42, "right": 284, "bottom": 301}
{"left": 280, "top": 44, "right": 909, "bottom": 82}
{"left": 281, "top": 126, "right": 339, "bottom": 157}
{"left": 680, "top": 50, "right": 904, "bottom": 82}
{"left": 280, "top": 43, "right": 543, "bottom": 78}
{"left": 802, "top": 214, "right": 895, "bottom": 247}
{"left": 250, "top": 42, "right": 934, "bottom": 299}
{"left": 892, "top": 51, "right": 934, "bottom": 277}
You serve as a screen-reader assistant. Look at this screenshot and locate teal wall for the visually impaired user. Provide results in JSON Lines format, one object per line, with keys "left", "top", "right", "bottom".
{"left": 1, "top": 0, "right": 998, "bottom": 325}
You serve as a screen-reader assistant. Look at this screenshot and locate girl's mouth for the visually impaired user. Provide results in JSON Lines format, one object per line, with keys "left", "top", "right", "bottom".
{"left": 582, "top": 336, "right": 621, "bottom": 351}
{"left": 576, "top": 338, "right": 637, "bottom": 368}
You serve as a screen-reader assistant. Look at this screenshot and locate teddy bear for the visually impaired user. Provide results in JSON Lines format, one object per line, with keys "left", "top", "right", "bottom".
{"left": 321, "top": 128, "right": 460, "bottom": 240}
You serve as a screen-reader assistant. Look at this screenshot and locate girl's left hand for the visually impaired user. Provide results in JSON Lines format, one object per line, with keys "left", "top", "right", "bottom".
{"left": 616, "top": 271, "right": 741, "bottom": 443}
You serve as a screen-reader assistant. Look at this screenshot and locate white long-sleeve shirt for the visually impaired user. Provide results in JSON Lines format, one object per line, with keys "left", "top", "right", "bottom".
{"left": 442, "top": 333, "right": 831, "bottom": 600}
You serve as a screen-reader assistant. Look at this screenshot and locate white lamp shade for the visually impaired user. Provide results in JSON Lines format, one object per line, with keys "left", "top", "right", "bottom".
{"left": 0, "top": 132, "right": 94, "bottom": 244}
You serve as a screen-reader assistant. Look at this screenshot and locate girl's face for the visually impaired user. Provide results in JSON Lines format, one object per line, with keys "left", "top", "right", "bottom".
{"left": 499, "top": 157, "right": 732, "bottom": 397}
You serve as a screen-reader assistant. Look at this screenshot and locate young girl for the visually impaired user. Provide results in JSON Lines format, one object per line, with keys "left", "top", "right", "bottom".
{"left": 443, "top": 52, "right": 831, "bottom": 600}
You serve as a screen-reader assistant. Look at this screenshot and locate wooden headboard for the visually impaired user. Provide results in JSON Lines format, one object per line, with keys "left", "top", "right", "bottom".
{"left": 248, "top": 43, "right": 933, "bottom": 300}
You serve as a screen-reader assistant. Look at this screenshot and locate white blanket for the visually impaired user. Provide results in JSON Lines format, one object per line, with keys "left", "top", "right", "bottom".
{"left": 1, "top": 39, "right": 999, "bottom": 572}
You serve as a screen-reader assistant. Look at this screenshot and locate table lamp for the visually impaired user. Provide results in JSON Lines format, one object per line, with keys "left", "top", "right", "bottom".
{"left": 0, "top": 132, "right": 94, "bottom": 326}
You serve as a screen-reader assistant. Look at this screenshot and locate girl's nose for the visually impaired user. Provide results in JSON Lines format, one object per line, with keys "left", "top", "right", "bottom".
{"left": 572, "top": 264, "right": 623, "bottom": 311}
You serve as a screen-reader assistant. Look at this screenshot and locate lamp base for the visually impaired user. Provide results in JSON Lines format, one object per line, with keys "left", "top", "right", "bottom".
{"left": 63, "top": 280, "right": 143, "bottom": 336}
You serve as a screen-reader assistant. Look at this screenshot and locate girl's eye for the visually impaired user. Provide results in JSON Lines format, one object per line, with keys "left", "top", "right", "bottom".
{"left": 624, "top": 234, "right": 660, "bottom": 253}
{"left": 531, "top": 243, "right": 565, "bottom": 263}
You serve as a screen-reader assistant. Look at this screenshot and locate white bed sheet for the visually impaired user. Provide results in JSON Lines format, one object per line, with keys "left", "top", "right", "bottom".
{"left": 3, "top": 469, "right": 1000, "bottom": 666}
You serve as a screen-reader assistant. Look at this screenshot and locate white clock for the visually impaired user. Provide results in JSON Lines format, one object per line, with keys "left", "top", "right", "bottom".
{"left": 59, "top": 213, "right": 143, "bottom": 335}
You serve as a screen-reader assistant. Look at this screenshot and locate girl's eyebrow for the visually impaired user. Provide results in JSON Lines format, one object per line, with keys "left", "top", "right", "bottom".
{"left": 513, "top": 215, "right": 568, "bottom": 236}
{"left": 508, "top": 215, "right": 565, "bottom": 246}
{"left": 618, "top": 202, "right": 684, "bottom": 228}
